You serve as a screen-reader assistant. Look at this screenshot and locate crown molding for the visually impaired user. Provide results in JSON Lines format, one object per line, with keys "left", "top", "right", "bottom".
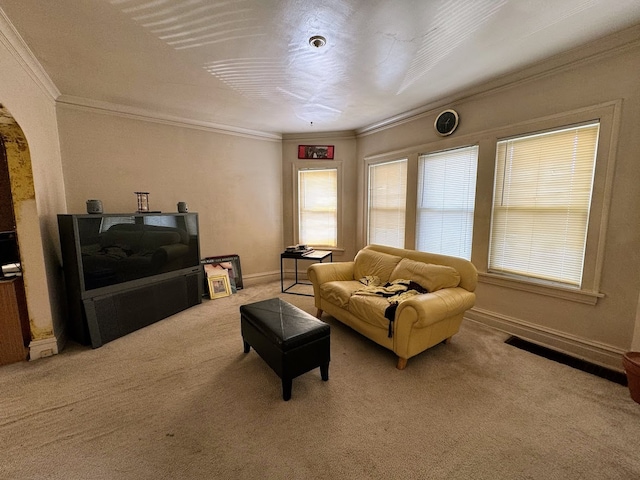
{"left": 0, "top": 7, "right": 60, "bottom": 101}
{"left": 3, "top": 3, "right": 638, "bottom": 142}
{"left": 356, "top": 23, "right": 640, "bottom": 137}
{"left": 56, "top": 95, "right": 282, "bottom": 142}
{"left": 0, "top": 7, "right": 280, "bottom": 142}
{"left": 282, "top": 131, "right": 356, "bottom": 142}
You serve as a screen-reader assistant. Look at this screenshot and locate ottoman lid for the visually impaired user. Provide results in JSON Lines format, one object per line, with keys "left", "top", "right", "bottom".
{"left": 240, "top": 298, "right": 329, "bottom": 350}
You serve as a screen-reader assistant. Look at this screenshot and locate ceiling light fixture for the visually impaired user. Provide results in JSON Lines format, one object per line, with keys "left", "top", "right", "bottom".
{"left": 309, "top": 35, "right": 326, "bottom": 48}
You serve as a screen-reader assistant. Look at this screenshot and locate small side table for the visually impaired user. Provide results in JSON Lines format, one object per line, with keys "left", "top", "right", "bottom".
{"left": 280, "top": 250, "right": 333, "bottom": 296}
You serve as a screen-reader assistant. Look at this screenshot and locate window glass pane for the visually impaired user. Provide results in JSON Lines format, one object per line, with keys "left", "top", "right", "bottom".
{"left": 298, "top": 168, "right": 337, "bottom": 247}
{"left": 489, "top": 123, "right": 599, "bottom": 286}
{"left": 416, "top": 146, "right": 478, "bottom": 260}
{"left": 368, "top": 159, "right": 407, "bottom": 248}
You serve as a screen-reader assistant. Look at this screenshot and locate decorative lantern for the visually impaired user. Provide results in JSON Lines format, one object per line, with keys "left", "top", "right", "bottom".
{"left": 135, "top": 192, "right": 150, "bottom": 213}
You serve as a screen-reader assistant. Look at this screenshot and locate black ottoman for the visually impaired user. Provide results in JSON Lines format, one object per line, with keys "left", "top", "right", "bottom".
{"left": 240, "top": 298, "right": 330, "bottom": 401}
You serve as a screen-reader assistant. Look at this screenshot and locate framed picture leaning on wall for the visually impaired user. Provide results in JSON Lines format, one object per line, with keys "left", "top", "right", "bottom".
{"left": 201, "top": 254, "right": 243, "bottom": 295}
{"left": 207, "top": 272, "right": 231, "bottom": 299}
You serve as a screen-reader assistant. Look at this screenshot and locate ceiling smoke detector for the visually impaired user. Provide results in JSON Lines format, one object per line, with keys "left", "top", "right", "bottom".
{"left": 309, "top": 35, "right": 326, "bottom": 48}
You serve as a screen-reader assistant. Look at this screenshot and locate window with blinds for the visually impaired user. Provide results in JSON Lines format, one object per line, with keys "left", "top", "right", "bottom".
{"left": 298, "top": 168, "right": 337, "bottom": 247}
{"left": 416, "top": 146, "right": 478, "bottom": 260}
{"left": 367, "top": 159, "right": 407, "bottom": 248}
{"left": 489, "top": 122, "right": 599, "bottom": 287}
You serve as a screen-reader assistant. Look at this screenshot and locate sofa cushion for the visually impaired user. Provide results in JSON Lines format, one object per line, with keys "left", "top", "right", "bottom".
{"left": 389, "top": 258, "right": 460, "bottom": 292}
{"left": 348, "top": 294, "right": 391, "bottom": 330}
{"left": 320, "top": 280, "right": 363, "bottom": 308}
{"left": 353, "top": 249, "right": 402, "bottom": 283}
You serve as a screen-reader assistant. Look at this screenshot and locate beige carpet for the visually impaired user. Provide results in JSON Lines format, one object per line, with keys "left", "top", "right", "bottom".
{"left": 1, "top": 281, "right": 639, "bottom": 480}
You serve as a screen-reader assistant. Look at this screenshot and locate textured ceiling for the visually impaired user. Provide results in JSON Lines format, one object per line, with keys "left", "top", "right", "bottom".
{"left": 1, "top": 0, "right": 640, "bottom": 135}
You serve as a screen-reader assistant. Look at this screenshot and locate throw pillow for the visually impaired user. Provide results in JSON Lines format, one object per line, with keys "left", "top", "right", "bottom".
{"left": 353, "top": 249, "right": 402, "bottom": 283}
{"left": 389, "top": 258, "right": 460, "bottom": 292}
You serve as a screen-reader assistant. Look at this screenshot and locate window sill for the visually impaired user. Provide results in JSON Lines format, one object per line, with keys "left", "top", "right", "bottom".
{"left": 478, "top": 272, "right": 604, "bottom": 305}
{"left": 308, "top": 246, "right": 344, "bottom": 254}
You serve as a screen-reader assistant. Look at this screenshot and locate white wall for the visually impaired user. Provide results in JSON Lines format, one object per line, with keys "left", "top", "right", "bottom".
{"left": 0, "top": 14, "right": 67, "bottom": 357}
{"left": 356, "top": 26, "right": 640, "bottom": 369}
{"left": 282, "top": 132, "right": 358, "bottom": 263}
{"left": 56, "top": 105, "right": 284, "bottom": 281}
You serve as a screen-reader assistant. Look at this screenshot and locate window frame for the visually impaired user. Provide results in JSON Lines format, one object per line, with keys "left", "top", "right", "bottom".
{"left": 489, "top": 122, "right": 599, "bottom": 286}
{"left": 366, "top": 157, "right": 408, "bottom": 248}
{"left": 415, "top": 145, "right": 479, "bottom": 260}
{"left": 481, "top": 101, "right": 620, "bottom": 304}
{"left": 293, "top": 160, "right": 342, "bottom": 250}
{"left": 358, "top": 102, "right": 617, "bottom": 306}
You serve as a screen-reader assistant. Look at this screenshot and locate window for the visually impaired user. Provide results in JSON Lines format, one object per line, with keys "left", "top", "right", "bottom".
{"left": 489, "top": 122, "right": 599, "bottom": 287}
{"left": 367, "top": 159, "right": 407, "bottom": 248}
{"left": 416, "top": 146, "right": 478, "bottom": 260}
{"left": 298, "top": 168, "right": 337, "bottom": 247}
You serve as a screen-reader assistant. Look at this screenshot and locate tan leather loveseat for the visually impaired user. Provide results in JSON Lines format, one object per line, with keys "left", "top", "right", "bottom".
{"left": 307, "top": 244, "right": 477, "bottom": 369}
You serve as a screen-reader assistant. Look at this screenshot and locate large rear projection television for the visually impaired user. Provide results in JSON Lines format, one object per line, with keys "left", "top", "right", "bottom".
{"left": 58, "top": 213, "right": 202, "bottom": 347}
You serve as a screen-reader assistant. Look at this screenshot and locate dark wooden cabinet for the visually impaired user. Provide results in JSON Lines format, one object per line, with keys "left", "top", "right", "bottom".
{"left": 0, "top": 277, "right": 29, "bottom": 365}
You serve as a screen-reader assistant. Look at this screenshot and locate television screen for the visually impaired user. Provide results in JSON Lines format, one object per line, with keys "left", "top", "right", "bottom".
{"left": 76, "top": 214, "right": 200, "bottom": 291}
{"left": 0, "top": 230, "right": 20, "bottom": 277}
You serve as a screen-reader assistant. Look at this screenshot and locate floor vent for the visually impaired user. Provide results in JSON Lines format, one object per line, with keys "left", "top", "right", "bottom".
{"left": 505, "top": 336, "right": 627, "bottom": 386}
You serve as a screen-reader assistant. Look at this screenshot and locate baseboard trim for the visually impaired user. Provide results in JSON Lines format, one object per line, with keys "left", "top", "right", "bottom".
{"left": 243, "top": 269, "right": 311, "bottom": 287}
{"left": 466, "top": 307, "right": 626, "bottom": 373}
{"left": 29, "top": 336, "right": 60, "bottom": 360}
{"left": 242, "top": 270, "right": 280, "bottom": 287}
{"left": 504, "top": 336, "right": 627, "bottom": 385}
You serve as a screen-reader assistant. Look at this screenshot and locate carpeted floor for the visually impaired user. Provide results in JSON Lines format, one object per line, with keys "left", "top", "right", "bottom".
{"left": 1, "top": 281, "right": 639, "bottom": 479}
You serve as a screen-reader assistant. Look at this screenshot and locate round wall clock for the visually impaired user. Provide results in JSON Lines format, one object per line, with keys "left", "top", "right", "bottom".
{"left": 434, "top": 109, "right": 459, "bottom": 136}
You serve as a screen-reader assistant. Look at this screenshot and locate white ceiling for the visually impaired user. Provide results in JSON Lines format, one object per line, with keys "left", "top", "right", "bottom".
{"left": 1, "top": 0, "right": 640, "bottom": 136}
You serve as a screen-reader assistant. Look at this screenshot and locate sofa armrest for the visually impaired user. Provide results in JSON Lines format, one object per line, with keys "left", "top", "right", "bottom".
{"left": 307, "top": 261, "right": 355, "bottom": 285}
{"left": 307, "top": 261, "right": 355, "bottom": 311}
{"left": 395, "top": 287, "right": 476, "bottom": 329}
{"left": 392, "top": 287, "right": 476, "bottom": 360}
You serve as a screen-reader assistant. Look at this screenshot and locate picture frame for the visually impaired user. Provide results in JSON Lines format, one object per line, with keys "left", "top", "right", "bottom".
{"left": 207, "top": 273, "right": 231, "bottom": 299}
{"left": 201, "top": 254, "right": 243, "bottom": 294}
{"left": 204, "top": 263, "right": 231, "bottom": 291}
{"left": 298, "top": 145, "right": 334, "bottom": 160}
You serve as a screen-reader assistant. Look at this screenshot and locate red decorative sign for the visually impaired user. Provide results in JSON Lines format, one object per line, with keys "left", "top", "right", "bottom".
{"left": 298, "top": 145, "right": 334, "bottom": 159}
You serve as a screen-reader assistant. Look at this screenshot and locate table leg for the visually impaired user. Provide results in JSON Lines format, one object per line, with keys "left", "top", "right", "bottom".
{"left": 282, "top": 377, "right": 292, "bottom": 401}
{"left": 280, "top": 256, "right": 284, "bottom": 292}
{"left": 321, "top": 362, "right": 329, "bottom": 381}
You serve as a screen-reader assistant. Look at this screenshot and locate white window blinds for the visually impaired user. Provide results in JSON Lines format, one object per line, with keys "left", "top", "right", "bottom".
{"left": 416, "top": 146, "right": 478, "bottom": 260}
{"left": 368, "top": 159, "right": 407, "bottom": 248}
{"left": 489, "top": 123, "right": 599, "bottom": 286}
{"left": 298, "top": 168, "right": 337, "bottom": 247}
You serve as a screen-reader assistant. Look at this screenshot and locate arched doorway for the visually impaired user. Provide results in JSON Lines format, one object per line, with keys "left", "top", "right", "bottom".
{"left": 0, "top": 103, "right": 57, "bottom": 363}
